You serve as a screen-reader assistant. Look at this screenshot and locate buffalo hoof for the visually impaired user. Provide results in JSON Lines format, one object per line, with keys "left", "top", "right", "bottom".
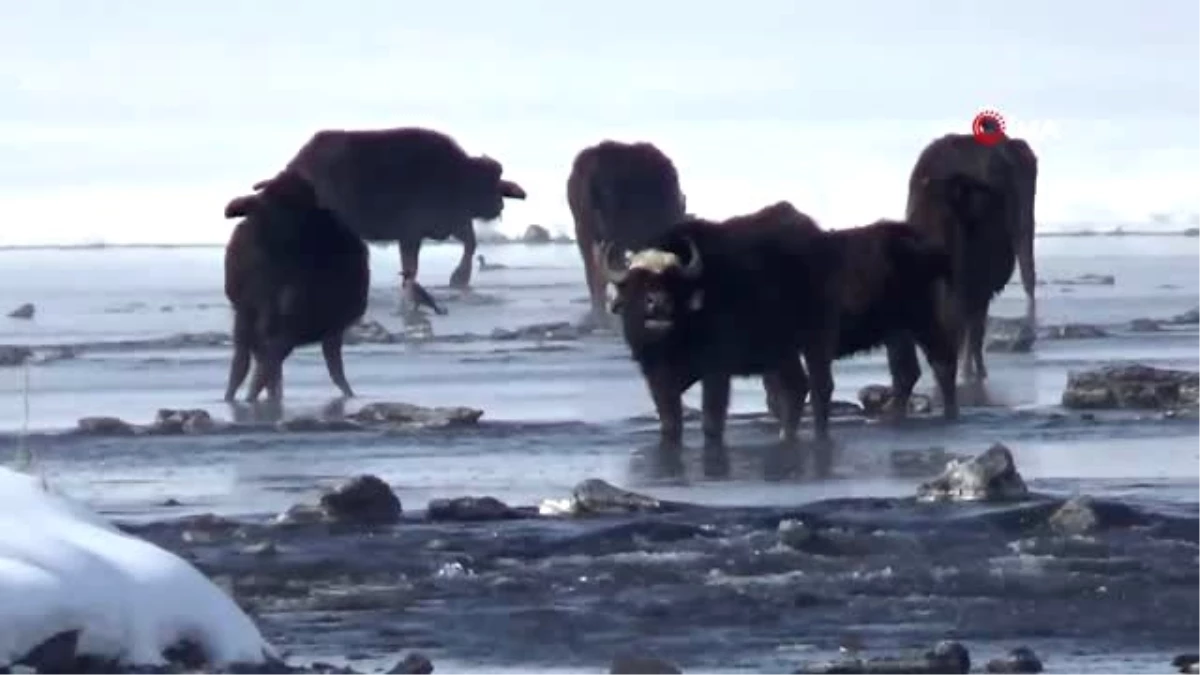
{"left": 448, "top": 266, "right": 472, "bottom": 290}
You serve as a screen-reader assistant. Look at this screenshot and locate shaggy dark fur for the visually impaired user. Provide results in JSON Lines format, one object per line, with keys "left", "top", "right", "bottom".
{"left": 796, "top": 219, "right": 961, "bottom": 438}
{"left": 602, "top": 213, "right": 823, "bottom": 470}
{"left": 222, "top": 171, "right": 370, "bottom": 403}
{"left": 908, "top": 171, "right": 1015, "bottom": 381}
{"left": 266, "top": 126, "right": 526, "bottom": 296}
{"left": 906, "top": 133, "right": 1039, "bottom": 348}
{"left": 567, "top": 140, "right": 688, "bottom": 319}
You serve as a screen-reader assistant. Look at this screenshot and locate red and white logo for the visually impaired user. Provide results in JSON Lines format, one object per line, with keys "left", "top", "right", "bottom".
{"left": 971, "top": 109, "right": 1008, "bottom": 146}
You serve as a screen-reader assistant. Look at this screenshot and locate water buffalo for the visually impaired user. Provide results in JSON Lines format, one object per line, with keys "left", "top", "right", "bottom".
{"left": 906, "top": 134, "right": 1039, "bottom": 330}
{"left": 567, "top": 140, "right": 688, "bottom": 322}
{"left": 605, "top": 210, "right": 959, "bottom": 452}
{"left": 261, "top": 126, "right": 527, "bottom": 314}
{"left": 601, "top": 214, "right": 817, "bottom": 460}
{"left": 909, "top": 171, "right": 1015, "bottom": 382}
{"left": 222, "top": 171, "right": 370, "bottom": 403}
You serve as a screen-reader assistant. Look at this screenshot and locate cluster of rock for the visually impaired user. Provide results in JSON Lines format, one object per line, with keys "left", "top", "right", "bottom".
{"left": 8, "top": 628, "right": 435, "bottom": 674}
{"left": 1061, "top": 363, "right": 1198, "bottom": 415}
{"left": 984, "top": 305, "right": 1200, "bottom": 353}
{"left": 856, "top": 385, "right": 934, "bottom": 417}
{"left": 71, "top": 402, "right": 485, "bottom": 438}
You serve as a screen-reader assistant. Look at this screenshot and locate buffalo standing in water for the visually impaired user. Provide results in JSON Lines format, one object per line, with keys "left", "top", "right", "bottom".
{"left": 222, "top": 171, "right": 369, "bottom": 403}
{"left": 909, "top": 171, "right": 1019, "bottom": 383}
{"left": 906, "top": 133, "right": 1039, "bottom": 379}
{"left": 567, "top": 140, "right": 688, "bottom": 323}
{"left": 256, "top": 126, "right": 527, "bottom": 314}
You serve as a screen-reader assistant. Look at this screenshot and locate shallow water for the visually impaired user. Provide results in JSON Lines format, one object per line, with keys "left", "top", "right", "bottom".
{"left": 0, "top": 237, "right": 1197, "bottom": 673}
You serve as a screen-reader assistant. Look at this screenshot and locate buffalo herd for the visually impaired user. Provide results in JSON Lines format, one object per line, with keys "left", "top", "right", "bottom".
{"left": 221, "top": 125, "right": 1038, "bottom": 460}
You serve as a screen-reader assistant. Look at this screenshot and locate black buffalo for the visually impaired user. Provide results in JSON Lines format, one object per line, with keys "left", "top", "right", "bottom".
{"left": 601, "top": 214, "right": 816, "bottom": 457}
{"left": 259, "top": 126, "right": 527, "bottom": 313}
{"left": 222, "top": 171, "right": 369, "bottom": 403}
{"left": 909, "top": 171, "right": 1015, "bottom": 382}
{"left": 604, "top": 209, "right": 960, "bottom": 453}
{"left": 567, "top": 140, "right": 688, "bottom": 321}
{"left": 906, "top": 134, "right": 1039, "bottom": 341}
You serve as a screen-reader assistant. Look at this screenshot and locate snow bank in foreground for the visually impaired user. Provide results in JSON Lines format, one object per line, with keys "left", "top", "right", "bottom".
{"left": 0, "top": 467, "right": 275, "bottom": 669}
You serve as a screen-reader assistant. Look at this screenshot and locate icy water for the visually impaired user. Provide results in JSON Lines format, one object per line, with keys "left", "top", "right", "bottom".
{"left": 0, "top": 237, "right": 1197, "bottom": 674}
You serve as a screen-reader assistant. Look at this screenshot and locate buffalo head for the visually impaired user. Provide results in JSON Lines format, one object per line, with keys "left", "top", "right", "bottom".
{"left": 467, "top": 155, "right": 527, "bottom": 222}
{"left": 602, "top": 235, "right": 705, "bottom": 339}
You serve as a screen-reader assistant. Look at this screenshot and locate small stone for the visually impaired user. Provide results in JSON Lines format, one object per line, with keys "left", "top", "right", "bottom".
{"left": 427, "top": 496, "right": 518, "bottom": 522}
{"left": 319, "top": 474, "right": 403, "bottom": 525}
{"left": 522, "top": 224, "right": 552, "bottom": 244}
{"left": 1048, "top": 495, "right": 1099, "bottom": 536}
{"left": 154, "top": 408, "right": 216, "bottom": 434}
{"left": 778, "top": 519, "right": 816, "bottom": 549}
{"left": 7, "top": 303, "right": 34, "bottom": 320}
{"left": 242, "top": 541, "right": 279, "bottom": 557}
{"left": 985, "top": 647, "right": 1043, "bottom": 673}
{"left": 388, "top": 651, "right": 434, "bottom": 674}
{"left": 1129, "top": 318, "right": 1163, "bottom": 332}
{"left": 75, "top": 416, "right": 137, "bottom": 436}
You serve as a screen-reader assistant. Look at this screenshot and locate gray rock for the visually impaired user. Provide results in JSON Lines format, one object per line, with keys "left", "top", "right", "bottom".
{"left": 1048, "top": 495, "right": 1099, "bottom": 536}
{"left": 1129, "top": 318, "right": 1164, "bottom": 332}
{"left": 1047, "top": 273, "right": 1114, "bottom": 286}
{"left": 491, "top": 321, "right": 589, "bottom": 342}
{"left": 794, "top": 640, "right": 970, "bottom": 675}
{"left": 319, "top": 474, "right": 403, "bottom": 525}
{"left": 274, "top": 503, "right": 327, "bottom": 525}
{"left": 427, "top": 496, "right": 521, "bottom": 522}
{"left": 75, "top": 416, "right": 138, "bottom": 436}
{"left": 857, "top": 385, "right": 933, "bottom": 417}
{"left": 0, "top": 345, "right": 33, "bottom": 367}
{"left": 778, "top": 518, "right": 817, "bottom": 550}
{"left": 916, "top": 443, "right": 1028, "bottom": 502}
{"left": 153, "top": 408, "right": 217, "bottom": 434}
{"left": 7, "top": 302, "right": 35, "bottom": 320}
{"left": 388, "top": 652, "right": 434, "bottom": 674}
{"left": 573, "top": 478, "right": 662, "bottom": 515}
{"left": 610, "top": 654, "right": 682, "bottom": 674}
{"left": 1168, "top": 307, "right": 1200, "bottom": 325}
{"left": 352, "top": 402, "right": 484, "bottom": 429}
{"left": 522, "top": 224, "right": 552, "bottom": 244}
{"left": 241, "top": 541, "right": 279, "bottom": 557}
{"left": 985, "top": 647, "right": 1043, "bottom": 673}
{"left": 1061, "top": 364, "right": 1199, "bottom": 411}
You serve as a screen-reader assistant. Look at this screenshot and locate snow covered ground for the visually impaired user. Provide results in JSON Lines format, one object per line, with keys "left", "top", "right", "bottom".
{"left": 0, "top": 466, "right": 274, "bottom": 670}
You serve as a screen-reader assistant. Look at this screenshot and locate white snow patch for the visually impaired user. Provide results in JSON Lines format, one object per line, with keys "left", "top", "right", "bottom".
{"left": 0, "top": 468, "right": 275, "bottom": 668}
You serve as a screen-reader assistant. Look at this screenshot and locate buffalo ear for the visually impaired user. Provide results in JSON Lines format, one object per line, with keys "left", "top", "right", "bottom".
{"left": 687, "top": 290, "right": 704, "bottom": 312}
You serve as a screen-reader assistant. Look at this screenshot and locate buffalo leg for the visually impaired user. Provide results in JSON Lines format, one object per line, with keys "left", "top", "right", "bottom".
{"left": 1018, "top": 230, "right": 1037, "bottom": 326}
{"left": 774, "top": 356, "right": 808, "bottom": 443}
{"left": 246, "top": 339, "right": 289, "bottom": 404}
{"left": 398, "top": 239, "right": 422, "bottom": 314}
{"left": 700, "top": 373, "right": 731, "bottom": 448}
{"left": 915, "top": 324, "right": 960, "bottom": 422}
{"left": 884, "top": 333, "right": 921, "bottom": 422}
{"left": 967, "top": 310, "right": 989, "bottom": 382}
{"left": 803, "top": 344, "right": 836, "bottom": 442}
{"left": 449, "top": 227, "right": 476, "bottom": 289}
{"left": 322, "top": 333, "right": 354, "bottom": 398}
{"left": 645, "top": 368, "right": 685, "bottom": 449}
{"left": 763, "top": 374, "right": 781, "bottom": 420}
{"left": 579, "top": 237, "right": 608, "bottom": 321}
{"left": 224, "top": 310, "right": 254, "bottom": 402}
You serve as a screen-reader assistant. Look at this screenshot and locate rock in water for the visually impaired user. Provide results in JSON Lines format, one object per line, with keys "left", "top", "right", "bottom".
{"left": 154, "top": 408, "right": 217, "bottom": 434}
{"left": 352, "top": 402, "right": 484, "bottom": 428}
{"left": 427, "top": 496, "right": 521, "bottom": 522}
{"left": 985, "top": 316, "right": 1036, "bottom": 353}
{"left": 985, "top": 647, "right": 1043, "bottom": 673}
{"left": 388, "top": 652, "right": 434, "bottom": 674}
{"left": 0, "top": 345, "right": 33, "bottom": 367}
{"left": 610, "top": 654, "right": 682, "bottom": 674}
{"left": 857, "top": 385, "right": 933, "bottom": 417}
{"left": 522, "top": 224, "right": 552, "bottom": 244}
{"left": 319, "top": 475, "right": 403, "bottom": 525}
{"left": 794, "top": 640, "right": 970, "bottom": 675}
{"left": 1129, "top": 318, "right": 1163, "bottom": 332}
{"left": 1168, "top": 307, "right": 1200, "bottom": 325}
{"left": 572, "top": 478, "right": 662, "bottom": 515}
{"left": 1042, "top": 323, "right": 1108, "bottom": 340}
{"left": 75, "top": 415, "right": 138, "bottom": 436}
{"left": 890, "top": 447, "right": 969, "bottom": 478}
{"left": 1061, "top": 364, "right": 1199, "bottom": 411}
{"left": 916, "top": 443, "right": 1028, "bottom": 502}
{"left": 7, "top": 302, "right": 35, "bottom": 319}
{"left": 345, "top": 318, "right": 395, "bottom": 345}
{"left": 1047, "top": 495, "right": 1099, "bottom": 536}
